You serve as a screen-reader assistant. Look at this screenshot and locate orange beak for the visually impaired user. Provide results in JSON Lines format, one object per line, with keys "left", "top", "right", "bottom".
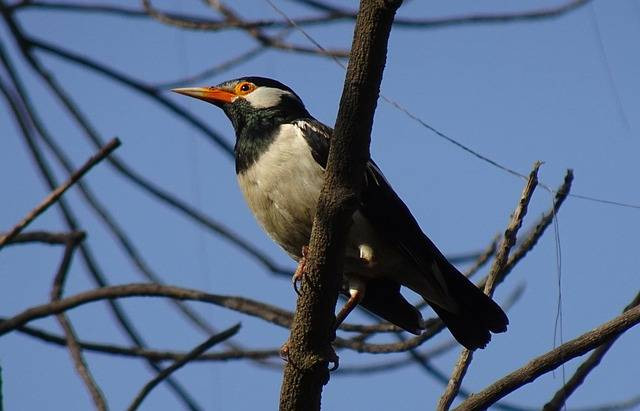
{"left": 171, "top": 87, "right": 236, "bottom": 105}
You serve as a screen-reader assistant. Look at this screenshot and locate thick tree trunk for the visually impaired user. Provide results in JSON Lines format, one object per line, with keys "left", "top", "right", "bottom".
{"left": 278, "top": 1, "right": 403, "bottom": 410}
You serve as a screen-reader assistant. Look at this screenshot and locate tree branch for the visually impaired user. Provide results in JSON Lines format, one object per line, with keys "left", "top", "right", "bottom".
{"left": 279, "top": 1, "right": 402, "bottom": 409}
{"left": 453, "top": 302, "right": 640, "bottom": 411}
{"left": 50, "top": 238, "right": 108, "bottom": 411}
{"left": 543, "top": 292, "right": 640, "bottom": 411}
{"left": 438, "top": 162, "right": 540, "bottom": 410}
{"left": 0, "top": 138, "right": 120, "bottom": 250}
{"left": 127, "top": 324, "right": 241, "bottom": 411}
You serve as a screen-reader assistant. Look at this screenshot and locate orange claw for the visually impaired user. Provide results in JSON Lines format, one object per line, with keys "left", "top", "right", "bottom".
{"left": 292, "top": 245, "right": 309, "bottom": 296}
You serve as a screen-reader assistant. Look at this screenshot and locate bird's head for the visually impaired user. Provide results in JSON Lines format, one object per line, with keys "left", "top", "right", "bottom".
{"left": 172, "top": 77, "right": 309, "bottom": 134}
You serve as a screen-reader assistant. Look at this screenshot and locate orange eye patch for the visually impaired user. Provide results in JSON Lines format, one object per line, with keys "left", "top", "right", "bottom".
{"left": 235, "top": 82, "right": 256, "bottom": 95}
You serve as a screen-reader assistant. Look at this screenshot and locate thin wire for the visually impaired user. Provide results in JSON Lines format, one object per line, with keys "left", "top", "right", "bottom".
{"left": 588, "top": 3, "right": 632, "bottom": 132}
{"left": 264, "top": 0, "right": 640, "bottom": 211}
{"left": 551, "top": 199, "right": 566, "bottom": 392}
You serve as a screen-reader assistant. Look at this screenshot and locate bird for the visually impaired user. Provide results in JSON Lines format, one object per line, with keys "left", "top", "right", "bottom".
{"left": 172, "top": 76, "right": 508, "bottom": 350}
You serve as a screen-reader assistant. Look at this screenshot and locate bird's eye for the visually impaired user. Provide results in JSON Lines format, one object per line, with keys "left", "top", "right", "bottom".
{"left": 236, "top": 82, "right": 256, "bottom": 95}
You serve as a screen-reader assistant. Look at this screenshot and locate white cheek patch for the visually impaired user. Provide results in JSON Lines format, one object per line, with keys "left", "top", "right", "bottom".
{"left": 243, "top": 86, "right": 298, "bottom": 108}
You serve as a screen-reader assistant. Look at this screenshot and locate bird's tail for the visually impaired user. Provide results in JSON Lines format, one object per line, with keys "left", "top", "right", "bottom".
{"left": 429, "top": 260, "right": 509, "bottom": 350}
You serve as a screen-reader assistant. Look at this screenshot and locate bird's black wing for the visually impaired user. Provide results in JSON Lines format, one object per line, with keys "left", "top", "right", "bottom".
{"left": 360, "top": 161, "right": 454, "bottom": 305}
{"left": 295, "top": 118, "right": 508, "bottom": 348}
{"left": 361, "top": 161, "right": 509, "bottom": 349}
{"left": 294, "top": 119, "right": 330, "bottom": 168}
{"left": 296, "top": 118, "right": 453, "bottom": 311}
{"left": 295, "top": 119, "right": 425, "bottom": 333}
{"left": 295, "top": 118, "right": 440, "bottom": 277}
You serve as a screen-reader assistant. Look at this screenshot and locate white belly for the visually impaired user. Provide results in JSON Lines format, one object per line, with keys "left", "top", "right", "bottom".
{"left": 237, "top": 124, "right": 324, "bottom": 259}
{"left": 237, "top": 124, "right": 405, "bottom": 278}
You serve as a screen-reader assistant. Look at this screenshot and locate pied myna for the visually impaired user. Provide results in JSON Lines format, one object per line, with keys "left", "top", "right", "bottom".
{"left": 173, "top": 77, "right": 508, "bottom": 350}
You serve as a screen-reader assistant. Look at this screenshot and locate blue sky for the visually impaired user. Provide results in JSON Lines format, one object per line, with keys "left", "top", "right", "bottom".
{"left": 1, "top": 1, "right": 639, "bottom": 410}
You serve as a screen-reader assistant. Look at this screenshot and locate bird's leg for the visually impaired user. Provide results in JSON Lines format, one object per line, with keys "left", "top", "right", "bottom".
{"left": 334, "top": 286, "right": 365, "bottom": 331}
{"left": 327, "top": 279, "right": 365, "bottom": 371}
{"left": 358, "top": 244, "right": 376, "bottom": 267}
{"left": 292, "top": 245, "right": 309, "bottom": 295}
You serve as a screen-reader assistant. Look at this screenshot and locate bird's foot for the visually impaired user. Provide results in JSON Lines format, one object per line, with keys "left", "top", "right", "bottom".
{"left": 279, "top": 341, "right": 290, "bottom": 362}
{"left": 279, "top": 340, "right": 340, "bottom": 371}
{"left": 292, "top": 245, "right": 309, "bottom": 296}
{"left": 327, "top": 344, "right": 339, "bottom": 371}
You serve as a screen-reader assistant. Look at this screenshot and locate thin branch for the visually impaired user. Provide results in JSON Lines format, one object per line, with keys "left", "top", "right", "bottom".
{"left": 0, "top": 33, "right": 290, "bottom": 276}
{"left": 543, "top": 291, "right": 640, "bottom": 411}
{"left": 462, "top": 236, "right": 498, "bottom": 277}
{"left": 0, "top": 138, "right": 120, "bottom": 250}
{"left": 293, "top": 0, "right": 592, "bottom": 28}
{"left": 0, "top": 282, "right": 396, "bottom": 341}
{"left": 8, "top": 319, "right": 279, "bottom": 362}
{"left": 438, "top": 163, "right": 540, "bottom": 411}
{"left": 504, "top": 171, "right": 574, "bottom": 274}
{"left": 335, "top": 316, "right": 445, "bottom": 354}
{"left": 483, "top": 162, "right": 540, "bottom": 297}
{"left": 127, "top": 324, "right": 241, "bottom": 411}
{"left": 337, "top": 283, "right": 525, "bottom": 375}
{"left": 453, "top": 303, "right": 640, "bottom": 411}
{"left": 0, "top": 9, "right": 233, "bottom": 155}
{"left": 575, "top": 395, "right": 640, "bottom": 411}
{"left": 152, "top": 42, "right": 272, "bottom": 89}
{"left": 0, "top": 283, "right": 293, "bottom": 337}
{"left": 474, "top": 169, "right": 574, "bottom": 293}
{"left": 142, "top": 0, "right": 348, "bottom": 57}
{"left": 2, "top": 230, "right": 85, "bottom": 246}
{"left": 0, "top": 37, "right": 234, "bottom": 344}
{"left": 50, "top": 238, "right": 108, "bottom": 411}
{"left": 13, "top": 0, "right": 593, "bottom": 30}
{"left": 0, "top": 76, "right": 202, "bottom": 411}
{"left": 12, "top": 0, "right": 346, "bottom": 28}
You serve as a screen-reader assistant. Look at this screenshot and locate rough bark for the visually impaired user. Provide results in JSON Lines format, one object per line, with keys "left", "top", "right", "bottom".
{"left": 278, "top": 1, "right": 402, "bottom": 410}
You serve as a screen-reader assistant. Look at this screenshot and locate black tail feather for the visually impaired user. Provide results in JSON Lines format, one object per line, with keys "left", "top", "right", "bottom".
{"left": 343, "top": 278, "right": 424, "bottom": 335}
{"left": 431, "top": 262, "right": 509, "bottom": 350}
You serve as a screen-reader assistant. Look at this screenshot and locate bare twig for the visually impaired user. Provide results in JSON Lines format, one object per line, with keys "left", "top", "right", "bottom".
{"left": 292, "top": 0, "right": 591, "bottom": 28}
{"left": 153, "top": 42, "right": 272, "bottom": 89}
{"left": 0, "top": 282, "right": 401, "bottom": 341}
{"left": 484, "top": 162, "right": 540, "bottom": 296}
{"left": 7, "top": 319, "right": 279, "bottom": 362}
{"left": 50, "top": 238, "right": 108, "bottom": 411}
{"left": 1, "top": 230, "right": 85, "bottom": 246}
{"left": 0, "top": 31, "right": 291, "bottom": 281}
{"left": 13, "top": 0, "right": 592, "bottom": 30}
{"left": 504, "top": 170, "right": 574, "bottom": 274}
{"left": 127, "top": 324, "right": 241, "bottom": 411}
{"left": 335, "top": 320, "right": 443, "bottom": 354}
{"left": 337, "top": 283, "right": 525, "bottom": 375}
{"left": 142, "top": 0, "right": 348, "bottom": 57}
{"left": 0, "top": 283, "right": 291, "bottom": 337}
{"left": 453, "top": 303, "right": 640, "bottom": 411}
{"left": 474, "top": 169, "right": 574, "bottom": 293}
{"left": 543, "top": 291, "right": 640, "bottom": 411}
{"left": 463, "top": 236, "right": 499, "bottom": 277}
{"left": 0, "top": 76, "right": 202, "bottom": 411}
{"left": 438, "top": 162, "right": 540, "bottom": 411}
{"left": 0, "top": 138, "right": 120, "bottom": 250}
{"left": 0, "top": 37, "right": 236, "bottom": 346}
